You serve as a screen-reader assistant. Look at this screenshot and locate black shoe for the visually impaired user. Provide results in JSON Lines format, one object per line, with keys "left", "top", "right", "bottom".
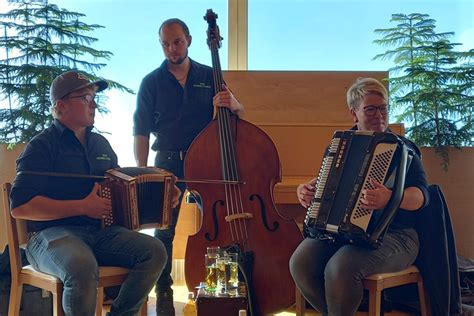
{"left": 156, "top": 288, "right": 175, "bottom": 316}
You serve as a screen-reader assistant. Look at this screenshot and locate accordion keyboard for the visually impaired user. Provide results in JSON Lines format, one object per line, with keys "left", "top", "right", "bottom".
{"left": 100, "top": 185, "right": 115, "bottom": 226}
{"left": 306, "top": 136, "right": 340, "bottom": 223}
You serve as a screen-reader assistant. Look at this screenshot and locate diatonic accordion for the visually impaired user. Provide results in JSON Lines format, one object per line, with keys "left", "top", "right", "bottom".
{"left": 100, "top": 167, "right": 175, "bottom": 231}
{"left": 304, "top": 130, "right": 408, "bottom": 247}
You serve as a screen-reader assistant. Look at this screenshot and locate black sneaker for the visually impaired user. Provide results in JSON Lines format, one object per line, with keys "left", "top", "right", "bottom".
{"left": 156, "top": 288, "right": 175, "bottom": 316}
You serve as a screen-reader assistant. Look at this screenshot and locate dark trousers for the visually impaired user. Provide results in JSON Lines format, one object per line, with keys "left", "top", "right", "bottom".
{"left": 289, "top": 228, "right": 419, "bottom": 316}
{"left": 154, "top": 151, "right": 186, "bottom": 291}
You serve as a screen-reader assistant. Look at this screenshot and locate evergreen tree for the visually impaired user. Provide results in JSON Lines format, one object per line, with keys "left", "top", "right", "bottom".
{"left": 373, "top": 13, "right": 474, "bottom": 170}
{"left": 0, "top": 1, "right": 133, "bottom": 144}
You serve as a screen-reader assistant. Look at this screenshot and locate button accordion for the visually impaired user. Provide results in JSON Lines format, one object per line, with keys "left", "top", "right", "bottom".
{"left": 100, "top": 167, "right": 175, "bottom": 230}
{"left": 304, "top": 130, "right": 409, "bottom": 247}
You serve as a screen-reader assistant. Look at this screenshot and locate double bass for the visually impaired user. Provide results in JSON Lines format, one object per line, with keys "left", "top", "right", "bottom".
{"left": 184, "top": 9, "right": 303, "bottom": 315}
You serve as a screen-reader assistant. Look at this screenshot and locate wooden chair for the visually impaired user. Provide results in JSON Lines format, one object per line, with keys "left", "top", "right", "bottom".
{"left": 295, "top": 265, "right": 431, "bottom": 316}
{"left": 2, "top": 182, "right": 147, "bottom": 316}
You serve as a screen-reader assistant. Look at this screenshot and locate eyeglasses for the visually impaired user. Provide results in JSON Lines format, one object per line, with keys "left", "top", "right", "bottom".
{"left": 67, "top": 94, "right": 96, "bottom": 105}
{"left": 362, "top": 105, "right": 388, "bottom": 116}
{"left": 160, "top": 38, "right": 186, "bottom": 49}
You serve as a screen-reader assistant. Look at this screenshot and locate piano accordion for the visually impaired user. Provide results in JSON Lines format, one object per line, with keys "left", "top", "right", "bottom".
{"left": 304, "top": 130, "right": 408, "bottom": 247}
{"left": 100, "top": 167, "right": 175, "bottom": 231}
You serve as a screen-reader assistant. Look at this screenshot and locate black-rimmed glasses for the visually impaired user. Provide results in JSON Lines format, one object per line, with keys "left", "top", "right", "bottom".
{"left": 362, "top": 105, "right": 388, "bottom": 116}
{"left": 67, "top": 94, "right": 96, "bottom": 105}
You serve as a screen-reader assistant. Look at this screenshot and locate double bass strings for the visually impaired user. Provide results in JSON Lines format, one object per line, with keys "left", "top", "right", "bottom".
{"left": 210, "top": 34, "right": 248, "bottom": 245}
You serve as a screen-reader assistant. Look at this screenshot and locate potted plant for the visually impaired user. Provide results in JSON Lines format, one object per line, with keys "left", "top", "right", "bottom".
{"left": 373, "top": 12, "right": 473, "bottom": 170}
{"left": 373, "top": 12, "right": 474, "bottom": 259}
{"left": 0, "top": 1, "right": 133, "bottom": 146}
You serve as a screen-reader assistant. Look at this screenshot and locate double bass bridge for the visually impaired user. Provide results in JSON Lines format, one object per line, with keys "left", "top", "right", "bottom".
{"left": 225, "top": 213, "right": 254, "bottom": 222}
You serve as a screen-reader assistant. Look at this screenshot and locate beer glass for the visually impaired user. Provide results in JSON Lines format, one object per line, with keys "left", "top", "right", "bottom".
{"left": 216, "top": 256, "right": 229, "bottom": 295}
{"left": 205, "top": 254, "right": 218, "bottom": 295}
{"left": 226, "top": 253, "right": 239, "bottom": 296}
{"left": 206, "top": 246, "right": 220, "bottom": 258}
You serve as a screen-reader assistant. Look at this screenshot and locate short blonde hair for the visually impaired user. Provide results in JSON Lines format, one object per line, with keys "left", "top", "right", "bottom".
{"left": 346, "top": 77, "right": 388, "bottom": 111}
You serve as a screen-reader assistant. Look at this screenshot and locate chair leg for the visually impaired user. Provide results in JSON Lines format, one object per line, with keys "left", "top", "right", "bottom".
{"left": 53, "top": 292, "right": 65, "bottom": 316}
{"left": 367, "top": 285, "right": 382, "bottom": 316}
{"left": 8, "top": 282, "right": 23, "bottom": 316}
{"left": 417, "top": 280, "right": 431, "bottom": 316}
{"left": 295, "top": 287, "right": 305, "bottom": 316}
{"left": 96, "top": 287, "right": 105, "bottom": 316}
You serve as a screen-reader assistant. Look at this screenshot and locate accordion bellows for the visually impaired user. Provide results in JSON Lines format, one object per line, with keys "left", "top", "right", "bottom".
{"left": 100, "top": 167, "right": 175, "bottom": 230}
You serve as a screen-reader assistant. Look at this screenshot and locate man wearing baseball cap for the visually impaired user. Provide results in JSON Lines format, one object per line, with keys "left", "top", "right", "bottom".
{"left": 49, "top": 70, "right": 108, "bottom": 104}
{"left": 9, "top": 71, "right": 172, "bottom": 315}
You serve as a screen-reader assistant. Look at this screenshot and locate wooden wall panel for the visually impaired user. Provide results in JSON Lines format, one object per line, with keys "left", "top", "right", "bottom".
{"left": 421, "top": 147, "right": 474, "bottom": 259}
{"left": 0, "top": 144, "right": 24, "bottom": 250}
{"left": 223, "top": 71, "right": 387, "bottom": 124}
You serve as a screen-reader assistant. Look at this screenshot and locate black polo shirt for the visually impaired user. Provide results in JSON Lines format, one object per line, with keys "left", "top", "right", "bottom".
{"left": 389, "top": 133, "right": 430, "bottom": 229}
{"left": 10, "top": 119, "right": 118, "bottom": 232}
{"left": 133, "top": 58, "right": 215, "bottom": 151}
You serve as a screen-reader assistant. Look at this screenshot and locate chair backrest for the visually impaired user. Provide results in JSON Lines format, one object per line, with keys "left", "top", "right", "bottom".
{"left": 2, "top": 182, "right": 27, "bottom": 281}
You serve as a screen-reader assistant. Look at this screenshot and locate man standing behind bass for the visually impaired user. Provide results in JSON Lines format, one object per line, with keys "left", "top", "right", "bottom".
{"left": 133, "top": 18, "right": 244, "bottom": 316}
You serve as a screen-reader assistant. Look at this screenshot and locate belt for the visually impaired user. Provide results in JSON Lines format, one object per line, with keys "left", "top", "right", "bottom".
{"left": 157, "top": 150, "right": 187, "bottom": 160}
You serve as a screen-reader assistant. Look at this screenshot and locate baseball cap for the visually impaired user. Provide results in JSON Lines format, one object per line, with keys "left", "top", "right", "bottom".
{"left": 50, "top": 71, "right": 108, "bottom": 104}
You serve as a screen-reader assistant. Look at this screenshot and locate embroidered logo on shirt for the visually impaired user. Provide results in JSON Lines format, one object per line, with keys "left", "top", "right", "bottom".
{"left": 193, "top": 82, "right": 211, "bottom": 89}
{"left": 96, "top": 154, "right": 111, "bottom": 161}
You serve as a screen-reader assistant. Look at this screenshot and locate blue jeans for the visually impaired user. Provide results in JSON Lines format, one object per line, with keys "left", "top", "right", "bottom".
{"left": 154, "top": 152, "right": 186, "bottom": 292}
{"left": 25, "top": 225, "right": 167, "bottom": 316}
{"left": 289, "top": 228, "right": 419, "bottom": 316}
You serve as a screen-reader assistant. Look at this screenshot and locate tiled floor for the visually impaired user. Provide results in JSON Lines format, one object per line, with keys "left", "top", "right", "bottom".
{"left": 148, "top": 281, "right": 312, "bottom": 316}
{"left": 103, "top": 281, "right": 309, "bottom": 316}
{"left": 106, "top": 281, "right": 415, "bottom": 316}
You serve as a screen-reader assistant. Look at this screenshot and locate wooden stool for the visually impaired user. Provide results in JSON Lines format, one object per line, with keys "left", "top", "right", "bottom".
{"left": 295, "top": 265, "right": 431, "bottom": 316}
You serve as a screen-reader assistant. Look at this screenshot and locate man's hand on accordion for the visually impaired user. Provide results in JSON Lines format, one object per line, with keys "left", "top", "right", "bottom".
{"left": 84, "top": 183, "right": 113, "bottom": 219}
{"left": 360, "top": 179, "right": 392, "bottom": 210}
{"left": 297, "top": 177, "right": 317, "bottom": 208}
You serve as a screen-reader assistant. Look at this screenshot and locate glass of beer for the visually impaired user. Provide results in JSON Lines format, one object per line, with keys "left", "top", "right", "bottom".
{"left": 205, "top": 254, "right": 218, "bottom": 295}
{"left": 216, "top": 256, "right": 229, "bottom": 295}
{"left": 226, "top": 252, "right": 239, "bottom": 296}
{"left": 206, "top": 246, "right": 220, "bottom": 258}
